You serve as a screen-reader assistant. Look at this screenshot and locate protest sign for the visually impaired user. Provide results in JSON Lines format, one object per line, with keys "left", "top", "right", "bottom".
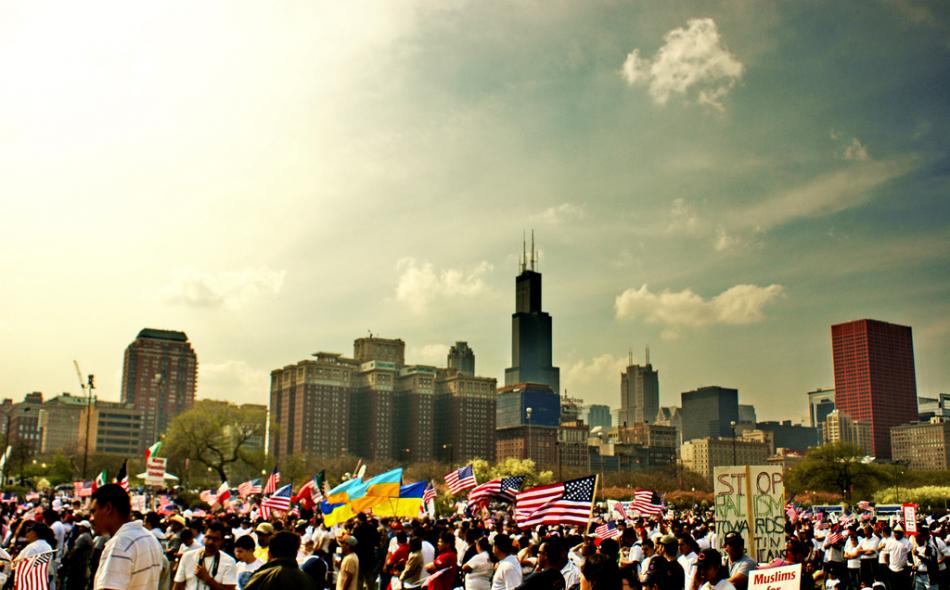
{"left": 749, "top": 563, "right": 801, "bottom": 590}
{"left": 902, "top": 503, "right": 918, "bottom": 535}
{"left": 714, "top": 464, "right": 786, "bottom": 563}
{"left": 146, "top": 457, "right": 167, "bottom": 487}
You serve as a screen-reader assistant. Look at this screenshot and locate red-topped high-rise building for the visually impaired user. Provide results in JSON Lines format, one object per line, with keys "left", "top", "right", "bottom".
{"left": 831, "top": 319, "right": 917, "bottom": 458}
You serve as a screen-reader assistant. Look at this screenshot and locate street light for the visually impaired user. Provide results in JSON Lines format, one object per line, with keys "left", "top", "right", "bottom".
{"left": 526, "top": 407, "right": 533, "bottom": 463}
{"left": 442, "top": 443, "right": 454, "bottom": 464}
{"left": 730, "top": 420, "right": 738, "bottom": 466}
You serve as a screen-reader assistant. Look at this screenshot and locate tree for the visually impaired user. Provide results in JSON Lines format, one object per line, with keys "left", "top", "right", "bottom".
{"left": 164, "top": 401, "right": 266, "bottom": 482}
{"left": 786, "top": 443, "right": 888, "bottom": 500}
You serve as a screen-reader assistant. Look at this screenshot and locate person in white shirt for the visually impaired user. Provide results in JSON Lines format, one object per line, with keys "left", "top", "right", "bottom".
{"left": 90, "top": 484, "right": 165, "bottom": 590}
{"left": 173, "top": 521, "right": 237, "bottom": 590}
{"left": 678, "top": 536, "right": 699, "bottom": 590}
{"left": 881, "top": 524, "right": 912, "bottom": 590}
{"left": 844, "top": 528, "right": 862, "bottom": 590}
{"left": 491, "top": 534, "right": 523, "bottom": 590}
{"left": 858, "top": 524, "right": 880, "bottom": 588}
{"left": 461, "top": 537, "right": 493, "bottom": 590}
{"left": 233, "top": 535, "right": 264, "bottom": 590}
{"left": 696, "top": 548, "right": 736, "bottom": 590}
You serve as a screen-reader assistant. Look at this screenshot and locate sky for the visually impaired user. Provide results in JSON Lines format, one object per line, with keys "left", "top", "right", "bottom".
{"left": 1, "top": 0, "right": 948, "bottom": 423}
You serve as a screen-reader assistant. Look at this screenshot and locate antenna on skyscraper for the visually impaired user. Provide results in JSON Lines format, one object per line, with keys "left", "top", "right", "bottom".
{"left": 521, "top": 231, "right": 527, "bottom": 273}
{"left": 628, "top": 348, "right": 633, "bottom": 366}
{"left": 645, "top": 345, "right": 651, "bottom": 366}
{"left": 530, "top": 229, "right": 536, "bottom": 271}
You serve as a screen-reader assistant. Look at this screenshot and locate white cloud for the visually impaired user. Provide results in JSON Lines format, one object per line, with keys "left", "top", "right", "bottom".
{"left": 530, "top": 202, "right": 585, "bottom": 225}
{"left": 563, "top": 354, "right": 627, "bottom": 399}
{"left": 843, "top": 137, "right": 871, "bottom": 161}
{"left": 615, "top": 283, "right": 784, "bottom": 327}
{"left": 407, "top": 343, "right": 450, "bottom": 366}
{"left": 162, "top": 267, "right": 285, "bottom": 310}
{"left": 714, "top": 227, "right": 740, "bottom": 251}
{"left": 667, "top": 198, "right": 702, "bottom": 235}
{"left": 737, "top": 159, "right": 912, "bottom": 230}
{"left": 621, "top": 18, "right": 744, "bottom": 110}
{"left": 395, "top": 258, "right": 493, "bottom": 314}
{"left": 199, "top": 360, "right": 269, "bottom": 404}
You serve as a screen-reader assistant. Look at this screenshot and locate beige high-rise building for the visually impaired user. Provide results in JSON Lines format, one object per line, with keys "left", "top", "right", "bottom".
{"left": 891, "top": 418, "right": 950, "bottom": 471}
{"left": 822, "top": 410, "right": 872, "bottom": 455}
{"left": 615, "top": 422, "right": 677, "bottom": 467}
{"left": 435, "top": 369, "right": 497, "bottom": 463}
{"left": 78, "top": 400, "right": 145, "bottom": 457}
{"left": 680, "top": 437, "right": 770, "bottom": 482}
{"left": 40, "top": 393, "right": 87, "bottom": 454}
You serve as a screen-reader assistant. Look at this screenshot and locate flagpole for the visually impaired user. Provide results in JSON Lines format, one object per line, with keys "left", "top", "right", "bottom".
{"left": 585, "top": 474, "right": 599, "bottom": 536}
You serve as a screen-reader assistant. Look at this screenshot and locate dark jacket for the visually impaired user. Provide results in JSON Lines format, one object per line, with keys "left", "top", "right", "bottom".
{"left": 244, "top": 558, "right": 318, "bottom": 590}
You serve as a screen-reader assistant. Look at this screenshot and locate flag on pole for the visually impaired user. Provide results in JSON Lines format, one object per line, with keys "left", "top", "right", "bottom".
{"left": 515, "top": 475, "right": 596, "bottom": 528}
{"left": 444, "top": 465, "right": 477, "bottom": 495}
{"left": 468, "top": 476, "right": 524, "bottom": 504}
{"left": 262, "top": 484, "right": 293, "bottom": 513}
{"left": 238, "top": 479, "right": 263, "bottom": 497}
{"left": 594, "top": 521, "right": 621, "bottom": 543}
{"left": 115, "top": 459, "right": 130, "bottom": 492}
{"left": 15, "top": 550, "right": 53, "bottom": 590}
{"left": 92, "top": 470, "right": 107, "bottom": 492}
{"left": 423, "top": 481, "right": 437, "bottom": 505}
{"left": 212, "top": 481, "right": 231, "bottom": 507}
{"left": 145, "top": 441, "right": 162, "bottom": 463}
{"left": 630, "top": 490, "right": 664, "bottom": 516}
{"left": 263, "top": 466, "right": 280, "bottom": 495}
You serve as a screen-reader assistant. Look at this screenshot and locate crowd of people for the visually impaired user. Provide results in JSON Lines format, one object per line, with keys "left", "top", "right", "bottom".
{"left": 0, "top": 483, "right": 947, "bottom": 590}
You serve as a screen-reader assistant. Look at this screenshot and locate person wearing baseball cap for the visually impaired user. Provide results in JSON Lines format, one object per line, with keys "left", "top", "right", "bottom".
{"left": 254, "top": 522, "right": 275, "bottom": 562}
{"left": 696, "top": 548, "right": 734, "bottom": 590}
{"left": 722, "top": 532, "right": 755, "bottom": 590}
{"left": 63, "top": 520, "right": 94, "bottom": 590}
{"left": 656, "top": 535, "right": 685, "bottom": 590}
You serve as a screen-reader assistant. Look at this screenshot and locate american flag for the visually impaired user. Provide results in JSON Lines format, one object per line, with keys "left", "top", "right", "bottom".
{"left": 857, "top": 500, "right": 872, "bottom": 511}
{"left": 515, "top": 475, "right": 596, "bottom": 528}
{"left": 595, "top": 521, "right": 621, "bottom": 542}
{"left": 1, "top": 492, "right": 16, "bottom": 504}
{"left": 261, "top": 483, "right": 293, "bottom": 515}
{"left": 826, "top": 528, "right": 845, "bottom": 545}
{"left": 25, "top": 492, "right": 39, "bottom": 502}
{"left": 199, "top": 490, "right": 216, "bottom": 504}
{"left": 72, "top": 481, "right": 83, "bottom": 497}
{"left": 630, "top": 490, "right": 664, "bottom": 516}
{"left": 468, "top": 476, "right": 524, "bottom": 504}
{"left": 238, "top": 479, "right": 263, "bottom": 497}
{"left": 77, "top": 482, "right": 93, "bottom": 498}
{"left": 15, "top": 550, "right": 53, "bottom": 590}
{"left": 423, "top": 481, "right": 437, "bottom": 505}
{"left": 263, "top": 466, "right": 280, "bottom": 495}
{"left": 444, "top": 465, "right": 477, "bottom": 495}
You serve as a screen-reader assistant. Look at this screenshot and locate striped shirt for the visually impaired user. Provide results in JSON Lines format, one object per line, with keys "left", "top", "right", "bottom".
{"left": 94, "top": 520, "right": 165, "bottom": 590}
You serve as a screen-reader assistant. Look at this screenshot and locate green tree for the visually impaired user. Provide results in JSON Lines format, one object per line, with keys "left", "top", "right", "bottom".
{"left": 164, "top": 401, "right": 266, "bottom": 482}
{"left": 786, "top": 443, "right": 888, "bottom": 500}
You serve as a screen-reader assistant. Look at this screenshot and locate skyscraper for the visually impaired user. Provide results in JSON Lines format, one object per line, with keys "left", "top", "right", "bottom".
{"left": 504, "top": 233, "right": 560, "bottom": 393}
{"left": 618, "top": 351, "right": 659, "bottom": 427}
{"left": 121, "top": 328, "right": 197, "bottom": 451}
{"left": 680, "top": 386, "right": 739, "bottom": 443}
{"left": 447, "top": 342, "right": 475, "bottom": 376}
{"left": 832, "top": 319, "right": 918, "bottom": 458}
{"left": 807, "top": 388, "right": 836, "bottom": 429}
{"left": 586, "top": 404, "right": 612, "bottom": 431}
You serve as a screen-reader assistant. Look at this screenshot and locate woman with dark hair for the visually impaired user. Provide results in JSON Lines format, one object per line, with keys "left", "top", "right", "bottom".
{"left": 696, "top": 549, "right": 735, "bottom": 590}
{"left": 20, "top": 523, "right": 56, "bottom": 590}
{"left": 580, "top": 552, "right": 621, "bottom": 590}
{"left": 400, "top": 536, "right": 425, "bottom": 589}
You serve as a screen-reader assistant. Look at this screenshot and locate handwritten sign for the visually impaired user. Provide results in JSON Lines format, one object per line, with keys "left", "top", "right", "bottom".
{"left": 902, "top": 504, "right": 918, "bottom": 536}
{"left": 749, "top": 563, "right": 801, "bottom": 590}
{"left": 145, "top": 457, "right": 167, "bottom": 487}
{"left": 714, "top": 465, "right": 786, "bottom": 563}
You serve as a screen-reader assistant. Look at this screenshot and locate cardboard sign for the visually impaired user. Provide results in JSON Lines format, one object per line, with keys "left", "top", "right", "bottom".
{"left": 131, "top": 494, "right": 147, "bottom": 513}
{"left": 714, "top": 465, "right": 786, "bottom": 563}
{"left": 902, "top": 504, "right": 918, "bottom": 535}
{"left": 749, "top": 563, "right": 801, "bottom": 590}
{"left": 145, "top": 457, "right": 167, "bottom": 487}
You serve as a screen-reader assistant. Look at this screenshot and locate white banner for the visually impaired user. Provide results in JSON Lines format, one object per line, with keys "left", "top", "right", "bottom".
{"left": 749, "top": 564, "right": 801, "bottom": 590}
{"left": 145, "top": 457, "right": 167, "bottom": 487}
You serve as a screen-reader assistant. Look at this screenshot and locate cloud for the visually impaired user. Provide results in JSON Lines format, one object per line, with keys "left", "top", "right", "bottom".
{"left": 395, "top": 258, "right": 493, "bottom": 314}
{"left": 843, "top": 138, "right": 871, "bottom": 161}
{"left": 563, "top": 354, "right": 627, "bottom": 399}
{"left": 199, "top": 360, "right": 269, "bottom": 404}
{"left": 737, "top": 159, "right": 912, "bottom": 230}
{"left": 530, "top": 202, "right": 585, "bottom": 225}
{"left": 163, "top": 267, "right": 285, "bottom": 310}
{"left": 621, "top": 18, "right": 744, "bottom": 110}
{"left": 407, "top": 343, "right": 450, "bottom": 366}
{"left": 667, "top": 198, "right": 702, "bottom": 235}
{"left": 615, "top": 283, "right": 784, "bottom": 327}
{"left": 713, "top": 227, "right": 740, "bottom": 251}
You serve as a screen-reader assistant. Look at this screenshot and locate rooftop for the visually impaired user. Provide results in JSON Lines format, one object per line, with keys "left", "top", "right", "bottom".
{"left": 136, "top": 328, "right": 188, "bottom": 342}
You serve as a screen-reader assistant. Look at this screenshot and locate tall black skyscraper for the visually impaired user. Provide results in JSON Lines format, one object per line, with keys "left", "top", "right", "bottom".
{"left": 504, "top": 233, "right": 560, "bottom": 393}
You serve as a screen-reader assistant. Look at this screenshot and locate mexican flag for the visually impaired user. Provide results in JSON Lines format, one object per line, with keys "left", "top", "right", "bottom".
{"left": 92, "top": 470, "right": 107, "bottom": 492}
{"left": 145, "top": 441, "right": 162, "bottom": 463}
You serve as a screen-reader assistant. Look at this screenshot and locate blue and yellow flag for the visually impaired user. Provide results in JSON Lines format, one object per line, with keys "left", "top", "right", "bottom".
{"left": 325, "top": 476, "right": 363, "bottom": 504}
{"left": 372, "top": 481, "right": 427, "bottom": 518}
{"left": 349, "top": 468, "right": 403, "bottom": 512}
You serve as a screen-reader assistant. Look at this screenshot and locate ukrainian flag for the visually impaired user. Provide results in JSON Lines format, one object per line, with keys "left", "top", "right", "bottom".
{"left": 320, "top": 500, "right": 357, "bottom": 527}
{"left": 349, "top": 468, "right": 403, "bottom": 513}
{"left": 325, "top": 476, "right": 364, "bottom": 504}
{"left": 373, "top": 481, "right": 427, "bottom": 518}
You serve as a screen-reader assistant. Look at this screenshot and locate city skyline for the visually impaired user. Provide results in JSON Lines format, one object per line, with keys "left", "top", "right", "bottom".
{"left": 1, "top": 2, "right": 948, "bottom": 423}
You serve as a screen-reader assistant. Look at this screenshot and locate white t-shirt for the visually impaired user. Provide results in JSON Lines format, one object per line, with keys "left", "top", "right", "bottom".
{"left": 463, "top": 551, "right": 492, "bottom": 590}
{"left": 492, "top": 555, "right": 523, "bottom": 590}
{"left": 881, "top": 537, "right": 912, "bottom": 572}
{"left": 173, "top": 548, "right": 238, "bottom": 590}
{"left": 419, "top": 540, "right": 435, "bottom": 580}
{"left": 94, "top": 521, "right": 165, "bottom": 590}
{"left": 236, "top": 558, "right": 264, "bottom": 590}
{"left": 560, "top": 561, "right": 581, "bottom": 589}
{"left": 679, "top": 552, "right": 698, "bottom": 590}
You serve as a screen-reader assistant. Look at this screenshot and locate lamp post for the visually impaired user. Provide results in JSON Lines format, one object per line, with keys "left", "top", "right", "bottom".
{"left": 526, "top": 407, "right": 533, "bottom": 463}
{"left": 442, "top": 443, "right": 454, "bottom": 464}
{"left": 81, "top": 374, "right": 95, "bottom": 479}
{"left": 730, "top": 420, "right": 738, "bottom": 466}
